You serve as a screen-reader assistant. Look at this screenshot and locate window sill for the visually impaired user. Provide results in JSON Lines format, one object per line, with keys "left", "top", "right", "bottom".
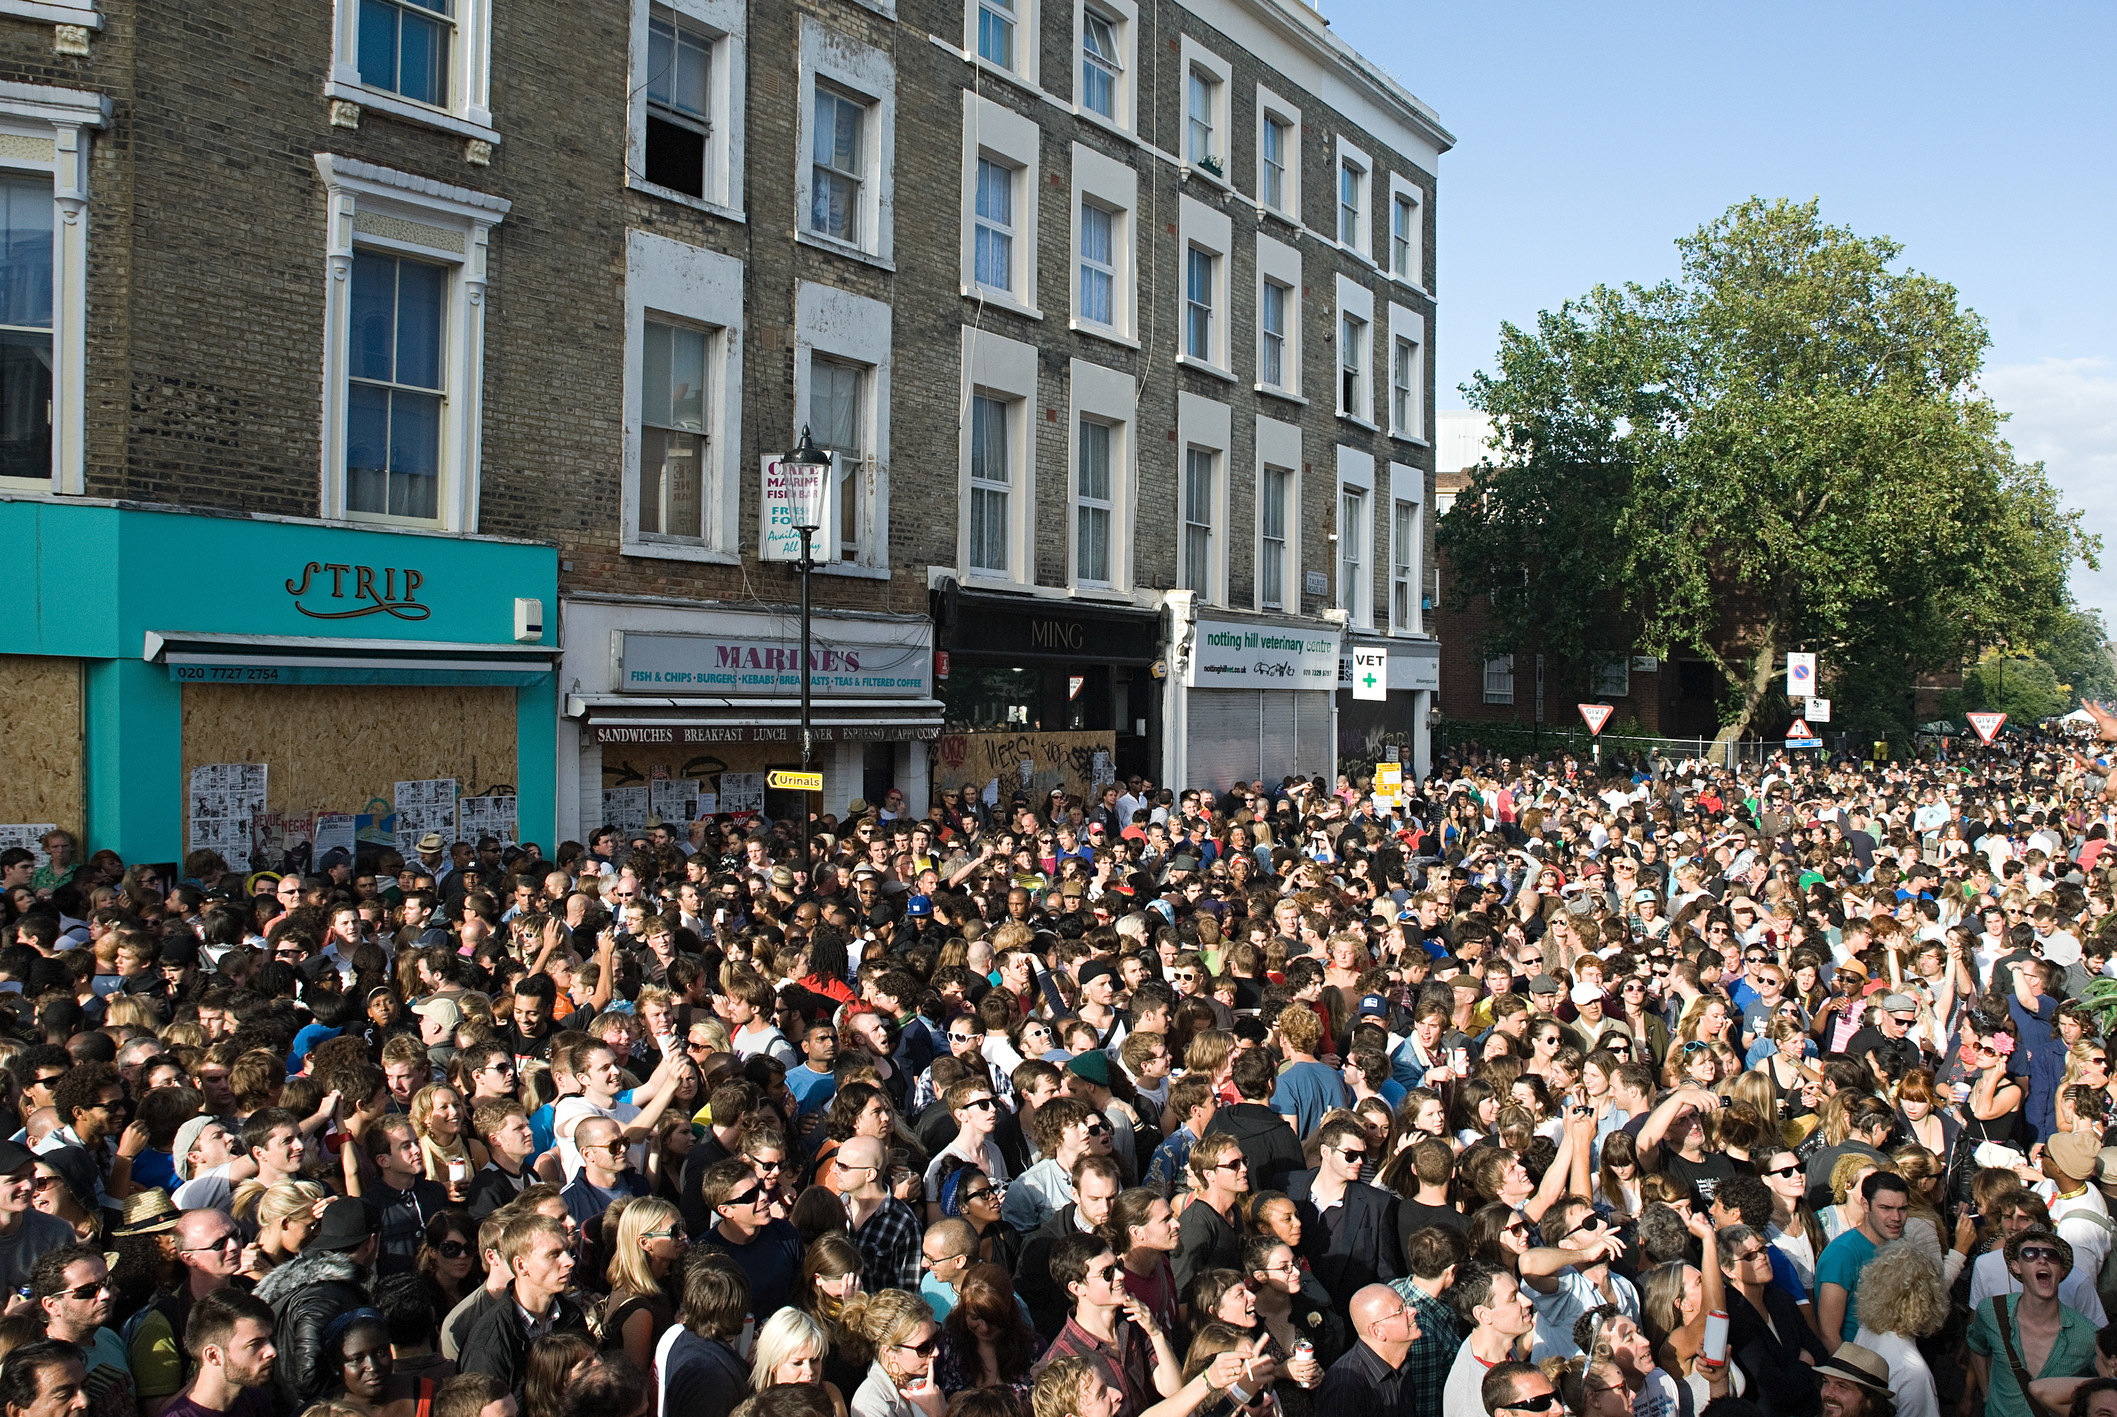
{"left": 1066, "top": 585, "right": 1137, "bottom": 602}
{"left": 622, "top": 539, "right": 740, "bottom": 566}
{"left": 0, "top": 474, "right": 56, "bottom": 493}
{"left": 1069, "top": 318, "right": 1139, "bottom": 350}
{"left": 0, "top": 1, "right": 99, "bottom": 28}
{"left": 815, "top": 561, "right": 890, "bottom": 580}
{"left": 1259, "top": 204, "right": 1300, "bottom": 232}
{"left": 962, "top": 285, "right": 1043, "bottom": 320}
{"left": 969, "top": 54, "right": 1042, "bottom": 99}
{"left": 1333, "top": 239, "right": 1377, "bottom": 271}
{"left": 962, "top": 571, "right": 1029, "bottom": 593}
{"left": 324, "top": 81, "right": 501, "bottom": 146}
{"left": 1175, "top": 353, "right": 1236, "bottom": 384}
{"left": 797, "top": 229, "right": 895, "bottom": 272}
{"left": 1389, "top": 274, "right": 1432, "bottom": 300}
{"left": 1338, "top": 411, "right": 1380, "bottom": 433}
{"left": 1181, "top": 162, "right": 1233, "bottom": 194}
{"left": 1255, "top": 384, "right": 1305, "bottom": 406}
{"left": 1072, "top": 106, "right": 1137, "bottom": 146}
{"left": 1390, "top": 430, "right": 1432, "bottom": 448}
{"left": 343, "top": 508, "right": 446, "bottom": 531}
{"left": 627, "top": 176, "right": 745, "bottom": 224}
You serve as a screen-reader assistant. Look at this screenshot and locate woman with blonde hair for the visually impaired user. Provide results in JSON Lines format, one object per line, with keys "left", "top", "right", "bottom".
{"left": 839, "top": 1288, "right": 941, "bottom": 1417}
{"left": 1849, "top": 1241, "right": 1949, "bottom": 1417}
{"left": 237, "top": 1179, "right": 329, "bottom": 1279}
{"left": 602, "top": 1195, "right": 686, "bottom": 1367}
{"left": 749, "top": 1308, "right": 849, "bottom": 1417}
{"left": 1824, "top": 1156, "right": 1882, "bottom": 1243}
{"left": 407, "top": 1083, "right": 473, "bottom": 1187}
{"left": 2055, "top": 1041, "right": 2111, "bottom": 1133}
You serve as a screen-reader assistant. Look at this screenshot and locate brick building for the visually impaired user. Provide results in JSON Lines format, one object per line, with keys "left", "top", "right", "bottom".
{"left": 1432, "top": 410, "right": 1725, "bottom": 740}
{"left": 0, "top": 0, "right": 1448, "bottom": 863}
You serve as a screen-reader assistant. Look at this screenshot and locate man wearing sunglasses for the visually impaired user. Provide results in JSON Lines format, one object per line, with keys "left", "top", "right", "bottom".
{"left": 126, "top": 1207, "right": 244, "bottom": 1411}
{"left": 1287, "top": 1117, "right": 1401, "bottom": 1306}
{"left": 1479, "top": 1362, "right": 1559, "bottom": 1417}
{"left": 693, "top": 1156, "right": 801, "bottom": 1316}
{"left": 1968, "top": 1225, "right": 2097, "bottom": 1417}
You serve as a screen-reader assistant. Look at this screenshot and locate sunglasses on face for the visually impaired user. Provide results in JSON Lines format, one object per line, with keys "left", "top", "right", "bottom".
{"left": 890, "top": 1336, "right": 941, "bottom": 1357}
{"left": 436, "top": 1239, "right": 472, "bottom": 1258}
{"left": 2018, "top": 1245, "right": 2064, "bottom": 1264}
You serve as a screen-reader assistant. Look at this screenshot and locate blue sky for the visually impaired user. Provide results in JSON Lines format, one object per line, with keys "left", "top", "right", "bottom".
{"left": 1326, "top": 0, "right": 2117, "bottom": 625}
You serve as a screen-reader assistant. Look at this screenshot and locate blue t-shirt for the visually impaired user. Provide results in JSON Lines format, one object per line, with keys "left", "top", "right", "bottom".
{"left": 787, "top": 1065, "right": 838, "bottom": 1116}
{"left": 130, "top": 1149, "right": 177, "bottom": 1193}
{"left": 1271, "top": 1060, "right": 1350, "bottom": 1139}
{"left": 1816, "top": 1227, "right": 1878, "bottom": 1340}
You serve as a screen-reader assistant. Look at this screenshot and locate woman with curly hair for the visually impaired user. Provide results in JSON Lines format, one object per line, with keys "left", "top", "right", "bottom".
{"left": 1848, "top": 1240, "right": 1949, "bottom": 1417}
{"left": 407, "top": 1084, "right": 472, "bottom": 1189}
{"left": 839, "top": 1287, "right": 941, "bottom": 1417}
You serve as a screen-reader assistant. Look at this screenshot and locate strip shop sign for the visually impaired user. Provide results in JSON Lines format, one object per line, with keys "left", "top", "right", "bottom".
{"left": 1186, "top": 619, "right": 1341, "bottom": 688}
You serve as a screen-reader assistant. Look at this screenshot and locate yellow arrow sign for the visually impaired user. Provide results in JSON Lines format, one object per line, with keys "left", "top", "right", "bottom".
{"left": 767, "top": 770, "right": 823, "bottom": 792}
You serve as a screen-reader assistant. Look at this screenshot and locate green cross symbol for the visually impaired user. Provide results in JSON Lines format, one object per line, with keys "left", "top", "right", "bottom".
{"left": 1362, "top": 672, "right": 1378, "bottom": 689}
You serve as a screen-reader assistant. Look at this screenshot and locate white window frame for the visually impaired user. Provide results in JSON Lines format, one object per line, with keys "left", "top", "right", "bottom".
{"left": 1387, "top": 302, "right": 1425, "bottom": 443}
{"left": 959, "top": 93, "right": 1039, "bottom": 317}
{"left": 1388, "top": 462, "right": 1422, "bottom": 637}
{"left": 1334, "top": 135, "right": 1372, "bottom": 262}
{"left": 1336, "top": 445, "right": 1374, "bottom": 630}
{"left": 1069, "top": 144, "right": 1135, "bottom": 345}
{"left": 0, "top": 3, "right": 99, "bottom": 39}
{"left": 1254, "top": 87, "right": 1300, "bottom": 222}
{"left": 797, "top": 17, "right": 895, "bottom": 266}
{"left": 622, "top": 229, "right": 744, "bottom": 563}
{"left": 1177, "top": 391, "right": 1230, "bottom": 605}
{"left": 1596, "top": 657, "right": 1631, "bottom": 698}
{"left": 1255, "top": 414, "right": 1301, "bottom": 614}
{"left": 966, "top": 0, "right": 1038, "bottom": 86}
{"left": 1484, "top": 654, "right": 1515, "bottom": 705}
{"left": 1387, "top": 173, "right": 1422, "bottom": 288}
{"left": 1178, "top": 37, "right": 1230, "bottom": 186}
{"left": 1254, "top": 232, "right": 1300, "bottom": 401}
{"left": 1072, "top": 0, "right": 1135, "bottom": 133}
{"left": 1069, "top": 358, "right": 1135, "bottom": 593}
{"left": 958, "top": 328, "right": 1037, "bottom": 585}
{"left": 0, "top": 83, "right": 105, "bottom": 498}
{"left": 626, "top": 0, "right": 745, "bottom": 218}
{"left": 1334, "top": 274, "right": 1375, "bottom": 429}
{"left": 1177, "top": 194, "right": 1232, "bottom": 379}
{"left": 316, "top": 153, "right": 509, "bottom": 531}
{"left": 795, "top": 280, "right": 892, "bottom": 576}
{"left": 327, "top": 0, "right": 497, "bottom": 145}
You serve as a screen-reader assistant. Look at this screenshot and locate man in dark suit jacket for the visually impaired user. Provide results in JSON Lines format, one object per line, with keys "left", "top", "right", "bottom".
{"left": 1286, "top": 1115, "right": 1401, "bottom": 1304}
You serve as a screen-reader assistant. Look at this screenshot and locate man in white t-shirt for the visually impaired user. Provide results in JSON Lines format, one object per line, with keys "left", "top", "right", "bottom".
{"left": 920, "top": 1077, "right": 1008, "bottom": 1220}
{"left": 553, "top": 1039, "right": 684, "bottom": 1182}
{"left": 1967, "top": 1184, "right": 2108, "bottom": 1326}
{"left": 169, "top": 1117, "right": 255, "bottom": 1214}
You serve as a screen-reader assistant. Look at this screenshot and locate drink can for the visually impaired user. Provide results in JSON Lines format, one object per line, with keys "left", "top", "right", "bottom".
{"left": 1953, "top": 1080, "right": 1970, "bottom": 1104}
{"left": 1450, "top": 1047, "right": 1469, "bottom": 1073}
{"left": 448, "top": 1157, "right": 469, "bottom": 1184}
{"left": 1293, "top": 1340, "right": 1314, "bottom": 1361}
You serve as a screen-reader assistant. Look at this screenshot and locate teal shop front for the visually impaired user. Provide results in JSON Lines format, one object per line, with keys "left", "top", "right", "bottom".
{"left": 0, "top": 499, "right": 557, "bottom": 866}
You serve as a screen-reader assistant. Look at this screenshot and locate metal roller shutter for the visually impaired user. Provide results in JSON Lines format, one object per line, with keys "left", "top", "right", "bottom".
{"left": 1260, "top": 691, "right": 1298, "bottom": 783}
{"left": 1186, "top": 689, "right": 1261, "bottom": 793}
{"left": 1294, "top": 689, "right": 1335, "bottom": 782}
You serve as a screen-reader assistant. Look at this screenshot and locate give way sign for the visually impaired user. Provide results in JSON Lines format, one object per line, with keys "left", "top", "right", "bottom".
{"left": 1578, "top": 704, "right": 1614, "bottom": 735}
{"left": 1967, "top": 711, "right": 2007, "bottom": 745}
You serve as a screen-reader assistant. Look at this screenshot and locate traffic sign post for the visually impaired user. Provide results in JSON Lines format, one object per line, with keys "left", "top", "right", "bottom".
{"left": 1787, "top": 652, "right": 1817, "bottom": 698}
{"left": 1785, "top": 718, "right": 1821, "bottom": 750}
{"left": 1577, "top": 704, "right": 1614, "bottom": 735}
{"left": 1966, "top": 711, "right": 2007, "bottom": 746}
{"left": 1805, "top": 697, "right": 1832, "bottom": 723}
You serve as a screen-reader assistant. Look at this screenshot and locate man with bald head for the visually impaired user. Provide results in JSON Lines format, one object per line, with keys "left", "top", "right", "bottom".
{"left": 830, "top": 1135, "right": 921, "bottom": 1290}
{"left": 919, "top": 1218, "right": 980, "bottom": 1320}
{"left": 1479, "top": 1362, "right": 1557, "bottom": 1417}
{"left": 559, "top": 1116, "right": 647, "bottom": 1229}
{"left": 1315, "top": 1284, "right": 1423, "bottom": 1417}
{"left": 129, "top": 1208, "right": 245, "bottom": 1409}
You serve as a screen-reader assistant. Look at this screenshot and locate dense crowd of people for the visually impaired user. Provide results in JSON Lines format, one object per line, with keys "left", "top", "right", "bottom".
{"left": 6, "top": 738, "right": 2117, "bottom": 1417}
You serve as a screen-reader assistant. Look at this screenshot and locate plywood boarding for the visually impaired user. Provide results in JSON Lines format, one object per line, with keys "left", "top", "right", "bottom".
{"left": 179, "top": 685, "right": 517, "bottom": 834}
{"left": 0, "top": 655, "right": 82, "bottom": 833}
{"left": 598, "top": 739, "right": 791, "bottom": 789}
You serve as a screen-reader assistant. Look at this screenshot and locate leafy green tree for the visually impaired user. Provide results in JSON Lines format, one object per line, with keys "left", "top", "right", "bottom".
{"left": 1952, "top": 654, "right": 2068, "bottom": 724}
{"left": 2035, "top": 602, "right": 2117, "bottom": 709}
{"left": 1442, "top": 198, "right": 2095, "bottom": 742}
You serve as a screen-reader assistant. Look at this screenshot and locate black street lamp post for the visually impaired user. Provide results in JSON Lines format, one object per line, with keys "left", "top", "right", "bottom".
{"left": 780, "top": 427, "right": 832, "bottom": 884}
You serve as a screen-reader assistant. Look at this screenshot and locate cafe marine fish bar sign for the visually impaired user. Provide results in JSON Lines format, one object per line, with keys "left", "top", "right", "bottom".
{"left": 1187, "top": 619, "right": 1340, "bottom": 687}
{"left": 619, "top": 630, "right": 933, "bottom": 698}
